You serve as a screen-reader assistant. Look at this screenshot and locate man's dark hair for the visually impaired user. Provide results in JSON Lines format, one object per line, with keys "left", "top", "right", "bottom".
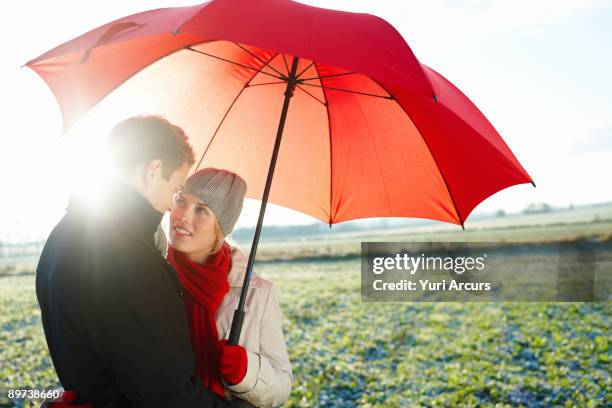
{"left": 106, "top": 116, "right": 196, "bottom": 180}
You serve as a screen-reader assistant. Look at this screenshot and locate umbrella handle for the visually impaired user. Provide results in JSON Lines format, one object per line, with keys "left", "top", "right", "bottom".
{"left": 227, "top": 56, "right": 300, "bottom": 346}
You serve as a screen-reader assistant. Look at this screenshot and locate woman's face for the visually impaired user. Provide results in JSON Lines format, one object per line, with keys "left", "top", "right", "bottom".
{"left": 170, "top": 192, "right": 217, "bottom": 260}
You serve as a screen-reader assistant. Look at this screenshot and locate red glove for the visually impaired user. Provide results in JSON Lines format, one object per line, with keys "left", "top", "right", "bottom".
{"left": 47, "top": 390, "right": 94, "bottom": 407}
{"left": 218, "top": 339, "right": 248, "bottom": 385}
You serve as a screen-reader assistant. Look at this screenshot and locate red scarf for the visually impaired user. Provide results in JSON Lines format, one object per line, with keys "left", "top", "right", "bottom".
{"left": 167, "top": 243, "right": 231, "bottom": 397}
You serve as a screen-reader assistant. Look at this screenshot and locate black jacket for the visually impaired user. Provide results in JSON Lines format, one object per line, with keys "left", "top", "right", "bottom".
{"left": 36, "top": 182, "right": 235, "bottom": 408}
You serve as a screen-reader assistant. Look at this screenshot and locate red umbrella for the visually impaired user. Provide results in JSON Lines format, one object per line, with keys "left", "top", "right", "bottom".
{"left": 26, "top": 0, "right": 534, "bottom": 343}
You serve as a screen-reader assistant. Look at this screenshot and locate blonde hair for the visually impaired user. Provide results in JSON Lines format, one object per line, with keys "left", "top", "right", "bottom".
{"left": 209, "top": 213, "right": 226, "bottom": 254}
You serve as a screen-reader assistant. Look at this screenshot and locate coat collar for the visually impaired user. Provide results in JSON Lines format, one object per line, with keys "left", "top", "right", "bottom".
{"left": 109, "top": 182, "right": 163, "bottom": 240}
{"left": 67, "top": 181, "right": 163, "bottom": 249}
{"left": 227, "top": 245, "right": 262, "bottom": 288}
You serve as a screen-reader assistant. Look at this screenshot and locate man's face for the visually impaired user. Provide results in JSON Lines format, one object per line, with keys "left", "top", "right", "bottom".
{"left": 150, "top": 163, "right": 190, "bottom": 213}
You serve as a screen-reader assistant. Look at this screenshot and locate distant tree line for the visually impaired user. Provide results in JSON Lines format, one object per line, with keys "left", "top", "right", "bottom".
{"left": 522, "top": 203, "right": 553, "bottom": 214}
{"left": 231, "top": 222, "right": 364, "bottom": 243}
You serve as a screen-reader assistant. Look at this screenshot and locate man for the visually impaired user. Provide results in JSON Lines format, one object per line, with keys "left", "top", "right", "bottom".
{"left": 37, "top": 116, "right": 238, "bottom": 407}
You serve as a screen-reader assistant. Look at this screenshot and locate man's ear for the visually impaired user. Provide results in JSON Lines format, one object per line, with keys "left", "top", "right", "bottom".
{"left": 144, "top": 159, "right": 163, "bottom": 185}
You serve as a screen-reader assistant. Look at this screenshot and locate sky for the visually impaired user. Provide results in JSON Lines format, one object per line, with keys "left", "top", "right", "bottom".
{"left": 1, "top": 0, "right": 611, "bottom": 242}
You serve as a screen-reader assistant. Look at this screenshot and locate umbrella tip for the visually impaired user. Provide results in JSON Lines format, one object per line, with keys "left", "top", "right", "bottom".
{"left": 461, "top": 222, "right": 465, "bottom": 231}
{"left": 531, "top": 181, "right": 536, "bottom": 188}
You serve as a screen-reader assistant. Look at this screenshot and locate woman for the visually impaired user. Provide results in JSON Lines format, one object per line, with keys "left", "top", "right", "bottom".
{"left": 167, "top": 167, "right": 292, "bottom": 408}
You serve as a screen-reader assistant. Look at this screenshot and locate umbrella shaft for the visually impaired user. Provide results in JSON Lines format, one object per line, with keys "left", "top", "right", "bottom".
{"left": 228, "top": 56, "right": 300, "bottom": 345}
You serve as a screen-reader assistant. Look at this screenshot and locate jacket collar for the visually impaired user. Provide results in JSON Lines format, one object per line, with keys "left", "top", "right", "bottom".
{"left": 227, "top": 244, "right": 262, "bottom": 288}
{"left": 109, "top": 182, "right": 163, "bottom": 243}
{"left": 68, "top": 181, "right": 163, "bottom": 248}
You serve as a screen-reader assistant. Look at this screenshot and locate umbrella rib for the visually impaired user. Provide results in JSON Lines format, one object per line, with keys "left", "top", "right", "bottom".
{"left": 247, "top": 80, "right": 287, "bottom": 87}
{"left": 299, "top": 71, "right": 356, "bottom": 81}
{"left": 296, "top": 61, "right": 315, "bottom": 79}
{"left": 194, "top": 52, "right": 282, "bottom": 171}
{"left": 300, "top": 82, "right": 392, "bottom": 99}
{"left": 313, "top": 62, "right": 334, "bottom": 226}
{"left": 186, "top": 46, "right": 283, "bottom": 80}
{"left": 369, "top": 76, "right": 464, "bottom": 227}
{"left": 281, "top": 54, "right": 290, "bottom": 76}
{"left": 296, "top": 85, "right": 327, "bottom": 106}
{"left": 234, "top": 42, "right": 286, "bottom": 78}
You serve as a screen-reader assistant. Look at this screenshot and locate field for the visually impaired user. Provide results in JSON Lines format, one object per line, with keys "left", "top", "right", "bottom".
{"left": 1, "top": 210, "right": 611, "bottom": 407}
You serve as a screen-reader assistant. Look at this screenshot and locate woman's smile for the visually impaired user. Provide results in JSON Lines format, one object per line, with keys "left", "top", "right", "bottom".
{"left": 173, "top": 225, "right": 193, "bottom": 237}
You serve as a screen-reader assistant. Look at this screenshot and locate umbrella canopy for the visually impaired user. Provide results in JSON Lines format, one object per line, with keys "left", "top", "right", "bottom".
{"left": 26, "top": 0, "right": 534, "bottom": 344}
{"left": 26, "top": 0, "right": 533, "bottom": 227}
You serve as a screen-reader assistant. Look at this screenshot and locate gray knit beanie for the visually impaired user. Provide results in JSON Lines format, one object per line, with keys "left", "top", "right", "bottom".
{"left": 183, "top": 168, "right": 247, "bottom": 236}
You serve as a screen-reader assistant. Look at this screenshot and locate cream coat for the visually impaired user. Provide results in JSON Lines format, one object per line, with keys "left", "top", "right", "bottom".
{"left": 217, "top": 245, "right": 293, "bottom": 407}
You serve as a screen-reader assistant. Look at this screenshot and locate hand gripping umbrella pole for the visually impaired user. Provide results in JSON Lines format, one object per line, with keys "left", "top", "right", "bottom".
{"left": 228, "top": 56, "right": 300, "bottom": 345}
